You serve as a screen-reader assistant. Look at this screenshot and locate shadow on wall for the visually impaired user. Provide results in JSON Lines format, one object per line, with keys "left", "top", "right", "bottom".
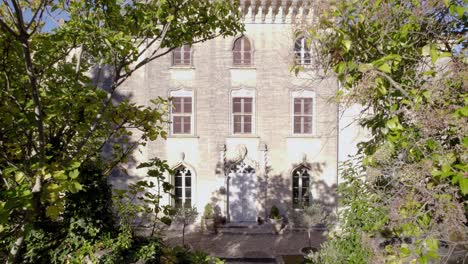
{"left": 89, "top": 64, "right": 146, "bottom": 189}
{"left": 211, "top": 158, "right": 338, "bottom": 223}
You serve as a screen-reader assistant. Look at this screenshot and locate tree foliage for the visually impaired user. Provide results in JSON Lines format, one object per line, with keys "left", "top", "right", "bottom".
{"left": 298, "top": 0, "right": 467, "bottom": 263}
{"left": 0, "top": 0, "right": 244, "bottom": 262}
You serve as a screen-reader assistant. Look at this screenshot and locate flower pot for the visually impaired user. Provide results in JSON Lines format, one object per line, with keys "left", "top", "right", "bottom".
{"left": 204, "top": 218, "right": 216, "bottom": 234}
{"left": 270, "top": 218, "right": 283, "bottom": 234}
{"left": 300, "top": 246, "right": 318, "bottom": 255}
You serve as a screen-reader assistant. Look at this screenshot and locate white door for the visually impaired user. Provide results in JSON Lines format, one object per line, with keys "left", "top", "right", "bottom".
{"left": 228, "top": 161, "right": 258, "bottom": 222}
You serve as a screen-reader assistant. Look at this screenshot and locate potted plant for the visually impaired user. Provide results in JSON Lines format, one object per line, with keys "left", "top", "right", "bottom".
{"left": 171, "top": 206, "right": 198, "bottom": 249}
{"left": 203, "top": 203, "right": 217, "bottom": 234}
{"left": 269, "top": 205, "right": 283, "bottom": 234}
{"left": 297, "top": 204, "right": 334, "bottom": 255}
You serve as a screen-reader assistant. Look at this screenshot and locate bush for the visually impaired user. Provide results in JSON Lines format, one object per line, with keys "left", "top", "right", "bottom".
{"left": 203, "top": 204, "right": 214, "bottom": 219}
{"left": 269, "top": 205, "right": 281, "bottom": 219}
{"left": 17, "top": 160, "right": 116, "bottom": 263}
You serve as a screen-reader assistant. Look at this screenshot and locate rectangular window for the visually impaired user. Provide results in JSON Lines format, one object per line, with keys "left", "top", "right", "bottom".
{"left": 172, "top": 97, "right": 192, "bottom": 134}
{"left": 293, "top": 98, "right": 313, "bottom": 134}
{"left": 173, "top": 45, "right": 191, "bottom": 66}
{"left": 232, "top": 97, "right": 253, "bottom": 134}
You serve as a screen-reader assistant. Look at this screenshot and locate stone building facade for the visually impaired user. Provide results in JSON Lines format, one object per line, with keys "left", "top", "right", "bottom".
{"left": 112, "top": 0, "right": 343, "bottom": 223}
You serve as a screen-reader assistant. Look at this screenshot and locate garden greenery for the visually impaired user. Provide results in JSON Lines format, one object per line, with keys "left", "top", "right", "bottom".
{"left": 297, "top": 0, "right": 467, "bottom": 263}
{"left": 0, "top": 0, "right": 244, "bottom": 262}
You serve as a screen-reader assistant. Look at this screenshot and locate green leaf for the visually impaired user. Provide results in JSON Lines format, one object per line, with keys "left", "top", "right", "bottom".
{"left": 342, "top": 39, "right": 352, "bottom": 51}
{"left": 460, "top": 178, "right": 468, "bottom": 195}
{"left": 46, "top": 206, "right": 60, "bottom": 220}
{"left": 378, "top": 63, "right": 391, "bottom": 73}
{"left": 430, "top": 46, "right": 438, "bottom": 64}
{"left": 358, "top": 63, "right": 373, "bottom": 73}
{"left": 69, "top": 169, "right": 79, "bottom": 179}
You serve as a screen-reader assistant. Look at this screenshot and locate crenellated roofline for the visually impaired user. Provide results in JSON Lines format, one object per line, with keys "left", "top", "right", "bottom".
{"left": 235, "top": 0, "right": 326, "bottom": 24}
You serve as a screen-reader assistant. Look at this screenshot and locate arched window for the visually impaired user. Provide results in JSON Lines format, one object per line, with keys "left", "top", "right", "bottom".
{"left": 233, "top": 36, "right": 252, "bottom": 66}
{"left": 173, "top": 166, "right": 192, "bottom": 208}
{"left": 173, "top": 44, "right": 192, "bottom": 66}
{"left": 294, "top": 37, "right": 311, "bottom": 65}
{"left": 292, "top": 166, "right": 311, "bottom": 208}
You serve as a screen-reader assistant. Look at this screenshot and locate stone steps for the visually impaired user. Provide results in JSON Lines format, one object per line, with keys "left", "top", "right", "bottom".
{"left": 218, "top": 223, "right": 276, "bottom": 235}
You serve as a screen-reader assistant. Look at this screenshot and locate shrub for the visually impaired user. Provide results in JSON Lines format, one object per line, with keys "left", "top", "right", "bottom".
{"left": 269, "top": 205, "right": 281, "bottom": 220}
{"left": 203, "top": 204, "right": 214, "bottom": 219}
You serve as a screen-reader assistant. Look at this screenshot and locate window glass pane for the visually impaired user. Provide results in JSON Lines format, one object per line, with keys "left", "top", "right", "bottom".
{"left": 294, "top": 38, "right": 303, "bottom": 51}
{"left": 293, "top": 175, "right": 299, "bottom": 187}
{"left": 244, "top": 114, "right": 252, "bottom": 123}
{"left": 182, "top": 117, "right": 191, "bottom": 134}
{"left": 233, "top": 38, "right": 242, "bottom": 51}
{"left": 173, "top": 116, "right": 182, "bottom": 134}
{"left": 304, "top": 117, "right": 312, "bottom": 134}
{"left": 303, "top": 53, "right": 311, "bottom": 64}
{"left": 243, "top": 98, "right": 252, "bottom": 113}
{"left": 175, "top": 198, "right": 183, "bottom": 208}
{"left": 302, "top": 176, "right": 310, "bottom": 187}
{"left": 175, "top": 187, "right": 182, "bottom": 197}
{"left": 293, "top": 188, "right": 299, "bottom": 199}
{"left": 185, "top": 176, "right": 191, "bottom": 187}
{"left": 243, "top": 52, "right": 251, "bottom": 65}
{"left": 244, "top": 121, "right": 251, "bottom": 133}
{"left": 173, "top": 48, "right": 181, "bottom": 65}
{"left": 303, "top": 98, "right": 313, "bottom": 114}
{"left": 183, "top": 98, "right": 192, "bottom": 113}
{"left": 294, "top": 98, "right": 301, "bottom": 114}
{"left": 233, "top": 115, "right": 242, "bottom": 133}
{"left": 185, "top": 188, "right": 191, "bottom": 198}
{"left": 293, "top": 116, "right": 301, "bottom": 133}
{"left": 173, "top": 97, "right": 182, "bottom": 113}
{"left": 243, "top": 37, "right": 251, "bottom": 50}
{"left": 184, "top": 199, "right": 191, "bottom": 207}
{"left": 175, "top": 176, "right": 182, "bottom": 187}
{"left": 233, "top": 51, "right": 242, "bottom": 64}
{"left": 233, "top": 98, "right": 242, "bottom": 113}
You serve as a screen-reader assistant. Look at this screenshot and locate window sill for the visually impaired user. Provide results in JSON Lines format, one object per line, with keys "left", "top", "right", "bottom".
{"left": 169, "top": 66, "right": 195, "bottom": 70}
{"left": 229, "top": 66, "right": 256, "bottom": 70}
{"left": 227, "top": 135, "right": 260, "bottom": 138}
{"left": 286, "top": 135, "right": 320, "bottom": 138}
{"left": 167, "top": 135, "right": 199, "bottom": 138}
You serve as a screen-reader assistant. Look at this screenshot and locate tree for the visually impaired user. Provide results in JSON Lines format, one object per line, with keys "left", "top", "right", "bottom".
{"left": 297, "top": 0, "right": 467, "bottom": 263}
{"left": 0, "top": 0, "right": 244, "bottom": 262}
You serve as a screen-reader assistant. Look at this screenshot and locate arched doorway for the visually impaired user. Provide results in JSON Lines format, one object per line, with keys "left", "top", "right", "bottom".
{"left": 227, "top": 161, "right": 258, "bottom": 222}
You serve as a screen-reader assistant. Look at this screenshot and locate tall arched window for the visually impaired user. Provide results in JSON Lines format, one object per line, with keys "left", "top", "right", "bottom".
{"left": 173, "top": 45, "right": 192, "bottom": 66}
{"left": 292, "top": 166, "right": 311, "bottom": 208}
{"left": 233, "top": 36, "right": 252, "bottom": 66}
{"left": 294, "top": 37, "right": 311, "bottom": 65}
{"left": 173, "top": 166, "right": 192, "bottom": 208}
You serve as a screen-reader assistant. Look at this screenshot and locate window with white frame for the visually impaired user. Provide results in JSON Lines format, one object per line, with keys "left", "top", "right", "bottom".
{"left": 173, "top": 166, "right": 192, "bottom": 208}
{"left": 172, "top": 44, "right": 192, "bottom": 66}
{"left": 292, "top": 90, "right": 314, "bottom": 135}
{"left": 170, "top": 90, "right": 193, "bottom": 135}
{"left": 233, "top": 36, "right": 252, "bottom": 66}
{"left": 292, "top": 166, "right": 311, "bottom": 208}
{"left": 232, "top": 89, "right": 255, "bottom": 135}
{"left": 294, "top": 37, "right": 311, "bottom": 65}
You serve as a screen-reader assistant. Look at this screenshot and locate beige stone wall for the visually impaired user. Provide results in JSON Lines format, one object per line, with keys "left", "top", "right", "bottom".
{"left": 115, "top": 20, "right": 339, "bottom": 221}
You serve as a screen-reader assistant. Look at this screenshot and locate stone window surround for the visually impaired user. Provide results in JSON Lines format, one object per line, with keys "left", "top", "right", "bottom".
{"left": 169, "top": 89, "right": 195, "bottom": 136}
{"left": 171, "top": 44, "right": 194, "bottom": 68}
{"left": 170, "top": 162, "right": 197, "bottom": 208}
{"left": 230, "top": 88, "right": 257, "bottom": 136}
{"left": 292, "top": 165, "right": 312, "bottom": 209}
{"left": 290, "top": 90, "right": 316, "bottom": 136}
{"left": 230, "top": 34, "right": 255, "bottom": 67}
